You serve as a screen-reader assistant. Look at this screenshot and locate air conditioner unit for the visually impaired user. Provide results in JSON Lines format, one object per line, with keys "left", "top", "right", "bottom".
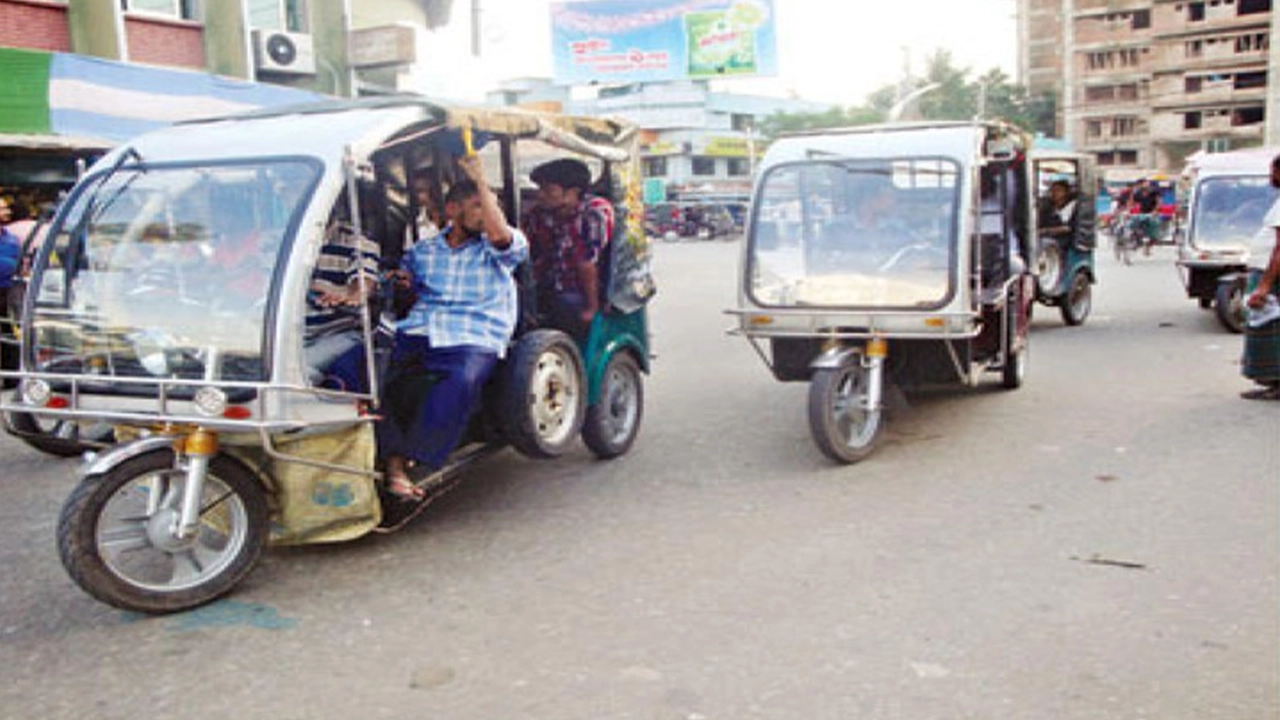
{"left": 253, "top": 30, "right": 316, "bottom": 75}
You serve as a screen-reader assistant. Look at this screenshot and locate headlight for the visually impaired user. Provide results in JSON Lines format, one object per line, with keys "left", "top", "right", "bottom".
{"left": 21, "top": 379, "right": 51, "bottom": 407}
{"left": 192, "top": 386, "right": 228, "bottom": 417}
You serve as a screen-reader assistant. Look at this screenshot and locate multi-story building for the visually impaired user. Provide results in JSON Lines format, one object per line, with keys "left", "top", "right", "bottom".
{"left": 1018, "top": 0, "right": 1280, "bottom": 174}
{"left": 487, "top": 77, "right": 830, "bottom": 202}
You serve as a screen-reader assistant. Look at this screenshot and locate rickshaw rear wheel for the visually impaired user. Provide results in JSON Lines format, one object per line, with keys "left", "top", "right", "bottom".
{"left": 6, "top": 411, "right": 116, "bottom": 457}
{"left": 499, "top": 329, "right": 587, "bottom": 459}
{"left": 57, "top": 448, "right": 268, "bottom": 614}
{"left": 1060, "top": 270, "right": 1092, "bottom": 326}
{"left": 1214, "top": 278, "right": 1245, "bottom": 334}
{"left": 807, "top": 362, "right": 883, "bottom": 464}
{"left": 582, "top": 352, "right": 644, "bottom": 459}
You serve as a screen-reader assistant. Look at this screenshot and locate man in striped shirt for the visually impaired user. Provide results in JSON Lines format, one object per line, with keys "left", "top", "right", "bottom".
{"left": 304, "top": 215, "right": 381, "bottom": 392}
{"left": 378, "top": 155, "right": 529, "bottom": 500}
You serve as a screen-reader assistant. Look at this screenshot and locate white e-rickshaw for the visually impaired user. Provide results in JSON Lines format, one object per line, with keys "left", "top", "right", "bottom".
{"left": 729, "top": 122, "right": 1034, "bottom": 463}
{"left": 1, "top": 98, "right": 654, "bottom": 613}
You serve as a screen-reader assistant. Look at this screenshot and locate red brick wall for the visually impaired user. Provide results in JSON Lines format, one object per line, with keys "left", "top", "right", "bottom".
{"left": 0, "top": 0, "right": 72, "bottom": 52}
{"left": 125, "top": 16, "right": 205, "bottom": 69}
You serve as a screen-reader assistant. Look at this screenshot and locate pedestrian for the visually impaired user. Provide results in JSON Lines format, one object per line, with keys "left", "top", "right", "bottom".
{"left": 377, "top": 153, "right": 528, "bottom": 500}
{"left": 1239, "top": 154, "right": 1280, "bottom": 400}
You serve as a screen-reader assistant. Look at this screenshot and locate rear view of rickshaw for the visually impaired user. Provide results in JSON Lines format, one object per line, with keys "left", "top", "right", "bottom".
{"left": 729, "top": 122, "right": 1034, "bottom": 463}
{"left": 0, "top": 98, "right": 653, "bottom": 613}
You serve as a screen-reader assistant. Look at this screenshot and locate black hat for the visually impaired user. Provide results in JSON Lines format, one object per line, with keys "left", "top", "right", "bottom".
{"left": 531, "top": 158, "right": 591, "bottom": 193}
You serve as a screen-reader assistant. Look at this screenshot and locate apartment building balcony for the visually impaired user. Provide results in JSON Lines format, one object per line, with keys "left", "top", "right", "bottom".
{"left": 1154, "top": 1, "right": 1271, "bottom": 38}
{"left": 1150, "top": 81, "right": 1268, "bottom": 109}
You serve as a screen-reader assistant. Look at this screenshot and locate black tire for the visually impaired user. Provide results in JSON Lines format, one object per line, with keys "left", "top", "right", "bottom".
{"left": 1214, "top": 278, "right": 1245, "bottom": 334}
{"left": 1060, "top": 271, "right": 1092, "bottom": 326}
{"left": 6, "top": 411, "right": 115, "bottom": 457}
{"left": 1035, "top": 241, "right": 1063, "bottom": 298}
{"left": 807, "top": 361, "right": 883, "bottom": 464}
{"left": 582, "top": 352, "right": 643, "bottom": 459}
{"left": 1001, "top": 304, "right": 1026, "bottom": 389}
{"left": 57, "top": 448, "right": 269, "bottom": 614}
{"left": 499, "top": 329, "right": 586, "bottom": 459}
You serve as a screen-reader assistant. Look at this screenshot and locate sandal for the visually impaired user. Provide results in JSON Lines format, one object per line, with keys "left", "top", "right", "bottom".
{"left": 384, "top": 473, "right": 427, "bottom": 502}
{"left": 1240, "top": 385, "right": 1280, "bottom": 401}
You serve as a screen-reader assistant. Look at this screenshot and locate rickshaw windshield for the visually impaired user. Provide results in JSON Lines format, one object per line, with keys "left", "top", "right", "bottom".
{"left": 27, "top": 159, "right": 318, "bottom": 389}
{"left": 1189, "top": 175, "right": 1276, "bottom": 252}
{"left": 748, "top": 157, "right": 958, "bottom": 309}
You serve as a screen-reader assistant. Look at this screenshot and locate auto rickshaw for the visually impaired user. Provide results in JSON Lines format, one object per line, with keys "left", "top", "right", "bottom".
{"left": 0, "top": 98, "right": 654, "bottom": 613}
{"left": 1029, "top": 150, "right": 1098, "bottom": 326}
{"left": 1176, "top": 146, "right": 1279, "bottom": 333}
{"left": 728, "top": 121, "right": 1033, "bottom": 463}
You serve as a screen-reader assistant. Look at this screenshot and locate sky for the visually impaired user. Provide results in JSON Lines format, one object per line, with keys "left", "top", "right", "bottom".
{"left": 413, "top": 0, "right": 1020, "bottom": 106}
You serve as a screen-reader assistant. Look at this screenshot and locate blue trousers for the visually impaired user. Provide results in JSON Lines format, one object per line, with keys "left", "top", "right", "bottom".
{"left": 376, "top": 334, "right": 499, "bottom": 471}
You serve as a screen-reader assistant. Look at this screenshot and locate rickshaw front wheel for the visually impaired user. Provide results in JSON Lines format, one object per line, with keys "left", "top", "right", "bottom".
{"left": 807, "top": 362, "right": 883, "bottom": 464}
{"left": 582, "top": 352, "right": 644, "bottom": 459}
{"left": 1060, "top": 271, "right": 1092, "bottom": 326}
{"left": 57, "top": 448, "right": 268, "bottom": 614}
{"left": 1214, "top": 277, "right": 1245, "bottom": 334}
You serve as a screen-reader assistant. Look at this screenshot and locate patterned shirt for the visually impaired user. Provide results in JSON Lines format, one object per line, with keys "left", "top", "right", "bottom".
{"left": 397, "top": 226, "right": 528, "bottom": 356}
{"left": 522, "top": 195, "right": 614, "bottom": 296}
{"left": 306, "top": 222, "right": 381, "bottom": 340}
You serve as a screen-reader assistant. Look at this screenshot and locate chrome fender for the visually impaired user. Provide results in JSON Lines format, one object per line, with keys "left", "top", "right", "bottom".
{"left": 82, "top": 435, "right": 176, "bottom": 478}
{"left": 809, "top": 345, "right": 885, "bottom": 411}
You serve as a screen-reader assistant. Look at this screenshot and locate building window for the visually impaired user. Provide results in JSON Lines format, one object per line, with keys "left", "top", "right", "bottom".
{"left": 730, "top": 114, "right": 754, "bottom": 132}
{"left": 1235, "top": 32, "right": 1269, "bottom": 53}
{"left": 248, "top": 0, "right": 307, "bottom": 32}
{"left": 1117, "top": 83, "right": 1139, "bottom": 101}
{"left": 1112, "top": 117, "right": 1137, "bottom": 136}
{"left": 642, "top": 157, "right": 668, "bottom": 178}
{"left": 1117, "top": 150, "right": 1138, "bottom": 165}
{"left": 1131, "top": 9, "right": 1151, "bottom": 28}
{"left": 1235, "top": 71, "right": 1267, "bottom": 89}
{"left": 1189, "top": 1, "right": 1206, "bottom": 19}
{"left": 1097, "top": 151, "right": 1116, "bottom": 166}
{"left": 691, "top": 157, "right": 717, "bottom": 176}
{"left": 1238, "top": 0, "right": 1271, "bottom": 14}
{"left": 727, "top": 158, "right": 750, "bottom": 176}
{"left": 1186, "top": 76, "right": 1203, "bottom": 92}
{"left": 1186, "top": 40, "right": 1204, "bottom": 58}
{"left": 1086, "top": 120, "right": 1104, "bottom": 138}
{"left": 1232, "top": 106, "right": 1265, "bottom": 125}
{"left": 122, "top": 0, "right": 198, "bottom": 19}
{"left": 1085, "top": 86, "right": 1115, "bottom": 103}
{"left": 1185, "top": 111, "right": 1203, "bottom": 129}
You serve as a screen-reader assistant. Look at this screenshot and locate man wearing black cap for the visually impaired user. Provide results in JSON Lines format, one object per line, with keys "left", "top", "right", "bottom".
{"left": 523, "top": 157, "right": 615, "bottom": 337}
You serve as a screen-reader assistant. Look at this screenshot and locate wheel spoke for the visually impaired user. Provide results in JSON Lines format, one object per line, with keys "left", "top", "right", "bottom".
{"left": 99, "top": 522, "right": 151, "bottom": 554}
{"left": 170, "top": 550, "right": 203, "bottom": 585}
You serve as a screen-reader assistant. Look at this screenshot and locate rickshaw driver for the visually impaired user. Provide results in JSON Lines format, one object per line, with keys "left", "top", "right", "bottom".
{"left": 378, "top": 154, "right": 530, "bottom": 500}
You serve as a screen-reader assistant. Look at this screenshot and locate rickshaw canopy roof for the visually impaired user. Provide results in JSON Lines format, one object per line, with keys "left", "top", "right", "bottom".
{"left": 760, "top": 121, "right": 1028, "bottom": 170}
{"left": 1183, "top": 145, "right": 1280, "bottom": 178}
{"left": 94, "top": 97, "right": 637, "bottom": 169}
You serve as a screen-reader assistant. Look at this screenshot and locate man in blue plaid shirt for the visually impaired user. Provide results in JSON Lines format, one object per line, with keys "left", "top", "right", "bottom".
{"left": 379, "top": 155, "right": 529, "bottom": 500}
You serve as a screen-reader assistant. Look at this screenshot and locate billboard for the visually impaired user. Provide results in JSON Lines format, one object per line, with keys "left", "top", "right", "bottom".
{"left": 551, "top": 0, "right": 777, "bottom": 86}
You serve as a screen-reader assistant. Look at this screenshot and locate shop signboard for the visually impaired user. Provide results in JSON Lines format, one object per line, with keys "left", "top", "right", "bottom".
{"left": 551, "top": 0, "right": 777, "bottom": 86}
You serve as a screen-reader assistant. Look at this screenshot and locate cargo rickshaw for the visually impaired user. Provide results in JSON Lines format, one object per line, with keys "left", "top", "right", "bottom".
{"left": 1029, "top": 150, "right": 1098, "bottom": 326}
{"left": 728, "top": 121, "right": 1034, "bottom": 463}
{"left": 1176, "top": 146, "right": 1279, "bottom": 333}
{"left": 0, "top": 98, "right": 654, "bottom": 613}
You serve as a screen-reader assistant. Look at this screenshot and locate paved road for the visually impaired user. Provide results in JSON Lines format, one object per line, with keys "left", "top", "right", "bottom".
{"left": 1, "top": 241, "right": 1276, "bottom": 720}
